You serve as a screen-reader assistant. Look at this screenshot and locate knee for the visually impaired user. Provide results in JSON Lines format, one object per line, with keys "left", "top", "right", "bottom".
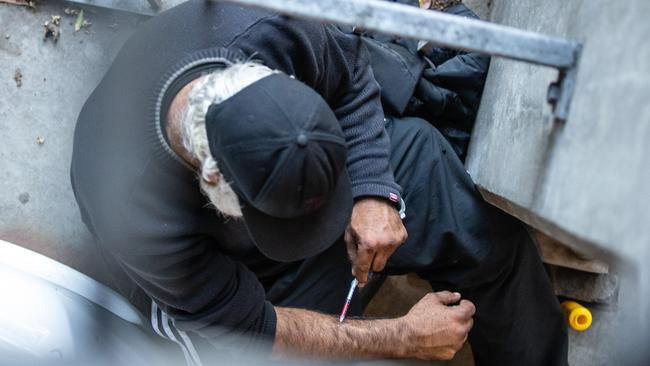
{"left": 389, "top": 115, "right": 472, "bottom": 190}
{"left": 400, "top": 116, "right": 435, "bottom": 138}
{"left": 394, "top": 117, "right": 446, "bottom": 152}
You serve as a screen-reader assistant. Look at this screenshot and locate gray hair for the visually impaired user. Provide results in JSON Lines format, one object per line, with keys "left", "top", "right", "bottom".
{"left": 182, "top": 61, "right": 279, "bottom": 217}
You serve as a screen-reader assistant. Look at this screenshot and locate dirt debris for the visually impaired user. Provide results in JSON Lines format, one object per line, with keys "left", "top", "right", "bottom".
{"left": 65, "top": 8, "right": 91, "bottom": 32}
{"left": 74, "top": 10, "right": 91, "bottom": 32}
{"left": 64, "top": 7, "right": 79, "bottom": 16}
{"left": 36, "top": 136, "right": 45, "bottom": 145}
{"left": 433, "top": 0, "right": 463, "bottom": 10}
{"left": 13, "top": 68, "right": 22, "bottom": 87}
{"left": 0, "top": 0, "right": 37, "bottom": 9}
{"left": 419, "top": 0, "right": 463, "bottom": 10}
{"left": 18, "top": 192, "right": 30, "bottom": 204}
{"left": 1, "top": 34, "right": 21, "bottom": 55}
{"left": 43, "top": 15, "right": 61, "bottom": 42}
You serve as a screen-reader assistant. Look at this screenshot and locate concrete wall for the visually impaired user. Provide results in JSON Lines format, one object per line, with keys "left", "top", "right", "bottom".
{"left": 466, "top": 0, "right": 650, "bottom": 265}
{"left": 0, "top": 1, "right": 147, "bottom": 284}
{"left": 465, "top": 1, "right": 650, "bottom": 364}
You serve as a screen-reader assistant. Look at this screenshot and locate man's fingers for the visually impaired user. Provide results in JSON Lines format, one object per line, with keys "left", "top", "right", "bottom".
{"left": 344, "top": 229, "right": 357, "bottom": 263}
{"left": 370, "top": 238, "right": 402, "bottom": 272}
{"left": 456, "top": 317, "right": 473, "bottom": 347}
{"left": 435, "top": 291, "right": 462, "bottom": 305}
{"left": 459, "top": 332, "right": 469, "bottom": 346}
{"left": 466, "top": 317, "right": 474, "bottom": 333}
{"left": 353, "top": 248, "right": 374, "bottom": 286}
{"left": 370, "top": 250, "right": 389, "bottom": 273}
{"left": 457, "top": 299, "right": 476, "bottom": 317}
{"left": 346, "top": 198, "right": 408, "bottom": 285}
{"left": 344, "top": 227, "right": 379, "bottom": 286}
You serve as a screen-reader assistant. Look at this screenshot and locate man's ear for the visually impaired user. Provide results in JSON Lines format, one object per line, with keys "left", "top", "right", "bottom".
{"left": 201, "top": 167, "right": 221, "bottom": 185}
{"left": 200, "top": 173, "right": 243, "bottom": 218}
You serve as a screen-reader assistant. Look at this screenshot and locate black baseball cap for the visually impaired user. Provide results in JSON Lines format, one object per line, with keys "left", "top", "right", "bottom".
{"left": 205, "top": 73, "right": 352, "bottom": 262}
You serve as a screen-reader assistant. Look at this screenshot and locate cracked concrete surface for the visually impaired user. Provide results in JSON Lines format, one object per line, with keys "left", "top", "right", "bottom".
{"left": 0, "top": 0, "right": 146, "bottom": 285}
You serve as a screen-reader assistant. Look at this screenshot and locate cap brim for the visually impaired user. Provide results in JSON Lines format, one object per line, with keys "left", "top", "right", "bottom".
{"left": 241, "top": 169, "right": 353, "bottom": 262}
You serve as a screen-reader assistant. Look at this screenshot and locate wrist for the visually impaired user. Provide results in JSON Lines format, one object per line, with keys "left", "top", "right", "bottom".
{"left": 354, "top": 196, "right": 398, "bottom": 211}
{"left": 350, "top": 183, "right": 402, "bottom": 208}
{"left": 388, "top": 317, "right": 412, "bottom": 358}
{"left": 343, "top": 317, "right": 407, "bottom": 359}
{"left": 356, "top": 317, "right": 411, "bottom": 359}
{"left": 353, "top": 196, "right": 406, "bottom": 220}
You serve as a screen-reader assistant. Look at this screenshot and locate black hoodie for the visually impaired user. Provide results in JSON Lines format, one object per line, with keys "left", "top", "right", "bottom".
{"left": 70, "top": 0, "right": 400, "bottom": 350}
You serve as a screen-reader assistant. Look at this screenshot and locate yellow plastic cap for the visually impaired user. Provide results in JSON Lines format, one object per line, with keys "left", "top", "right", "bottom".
{"left": 561, "top": 300, "right": 593, "bottom": 331}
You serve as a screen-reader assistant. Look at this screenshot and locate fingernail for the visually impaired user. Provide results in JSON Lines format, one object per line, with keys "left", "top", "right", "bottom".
{"left": 454, "top": 292, "right": 461, "bottom": 297}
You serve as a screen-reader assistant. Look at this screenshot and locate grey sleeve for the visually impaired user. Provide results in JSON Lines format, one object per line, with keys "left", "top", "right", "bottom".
{"left": 330, "top": 29, "right": 403, "bottom": 203}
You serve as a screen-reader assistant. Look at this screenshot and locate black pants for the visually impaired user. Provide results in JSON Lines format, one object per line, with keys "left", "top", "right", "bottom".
{"left": 266, "top": 116, "right": 568, "bottom": 366}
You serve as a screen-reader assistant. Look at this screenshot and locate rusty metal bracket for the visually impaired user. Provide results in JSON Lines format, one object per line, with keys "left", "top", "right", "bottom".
{"left": 219, "top": 0, "right": 582, "bottom": 122}
{"left": 547, "top": 45, "right": 582, "bottom": 123}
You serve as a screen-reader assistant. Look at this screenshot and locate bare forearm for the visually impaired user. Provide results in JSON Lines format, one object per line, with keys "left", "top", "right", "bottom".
{"left": 272, "top": 307, "right": 406, "bottom": 360}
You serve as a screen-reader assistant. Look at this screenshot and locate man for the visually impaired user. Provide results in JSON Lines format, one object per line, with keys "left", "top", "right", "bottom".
{"left": 70, "top": 0, "right": 568, "bottom": 365}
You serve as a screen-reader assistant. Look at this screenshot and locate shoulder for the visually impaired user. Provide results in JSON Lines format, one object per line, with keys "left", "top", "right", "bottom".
{"left": 233, "top": 14, "right": 358, "bottom": 51}
{"left": 73, "top": 153, "right": 206, "bottom": 255}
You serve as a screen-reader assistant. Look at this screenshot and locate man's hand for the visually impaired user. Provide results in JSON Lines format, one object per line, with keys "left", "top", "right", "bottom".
{"left": 344, "top": 198, "right": 408, "bottom": 286}
{"left": 398, "top": 291, "right": 475, "bottom": 360}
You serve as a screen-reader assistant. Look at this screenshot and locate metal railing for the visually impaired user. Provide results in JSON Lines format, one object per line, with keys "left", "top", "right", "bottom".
{"left": 60, "top": 0, "right": 582, "bottom": 121}
{"left": 219, "top": 0, "right": 582, "bottom": 122}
